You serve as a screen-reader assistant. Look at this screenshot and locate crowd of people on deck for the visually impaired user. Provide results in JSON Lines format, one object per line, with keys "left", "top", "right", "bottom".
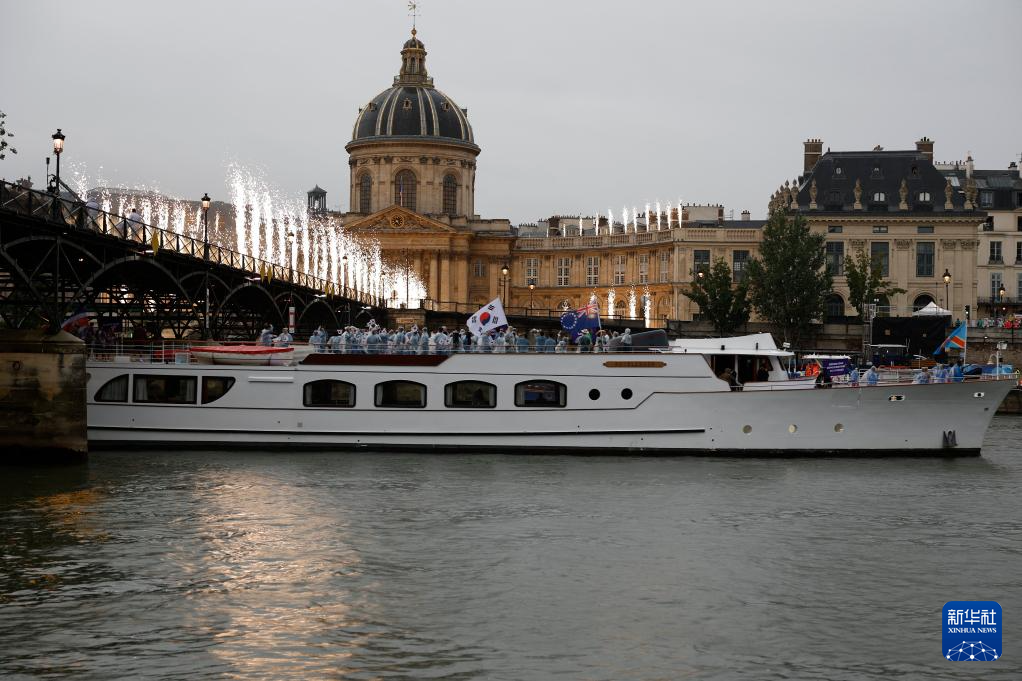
{"left": 256, "top": 322, "right": 635, "bottom": 354}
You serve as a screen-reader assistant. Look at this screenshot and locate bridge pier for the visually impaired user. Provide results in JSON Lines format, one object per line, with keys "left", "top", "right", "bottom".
{"left": 0, "top": 330, "right": 87, "bottom": 463}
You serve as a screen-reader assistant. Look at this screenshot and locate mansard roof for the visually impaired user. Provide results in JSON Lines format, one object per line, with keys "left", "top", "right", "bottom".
{"left": 795, "top": 149, "right": 981, "bottom": 215}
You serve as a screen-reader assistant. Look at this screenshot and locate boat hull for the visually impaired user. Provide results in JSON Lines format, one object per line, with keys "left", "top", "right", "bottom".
{"left": 85, "top": 353, "right": 1013, "bottom": 456}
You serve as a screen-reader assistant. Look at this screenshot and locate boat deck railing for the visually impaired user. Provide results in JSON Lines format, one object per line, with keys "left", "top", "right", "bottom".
{"left": 81, "top": 341, "right": 1022, "bottom": 386}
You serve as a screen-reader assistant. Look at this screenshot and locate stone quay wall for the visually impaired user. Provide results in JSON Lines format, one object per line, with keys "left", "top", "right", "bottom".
{"left": 0, "top": 330, "right": 87, "bottom": 462}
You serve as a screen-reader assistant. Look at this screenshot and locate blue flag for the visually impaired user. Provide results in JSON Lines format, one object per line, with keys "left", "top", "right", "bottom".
{"left": 934, "top": 321, "right": 967, "bottom": 355}
{"left": 560, "top": 302, "right": 601, "bottom": 341}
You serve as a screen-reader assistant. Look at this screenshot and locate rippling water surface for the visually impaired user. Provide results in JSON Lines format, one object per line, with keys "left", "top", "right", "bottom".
{"left": 2, "top": 418, "right": 1021, "bottom": 680}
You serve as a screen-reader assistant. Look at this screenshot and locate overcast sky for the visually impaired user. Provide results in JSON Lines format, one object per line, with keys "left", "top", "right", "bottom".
{"left": 3, "top": 0, "right": 1020, "bottom": 224}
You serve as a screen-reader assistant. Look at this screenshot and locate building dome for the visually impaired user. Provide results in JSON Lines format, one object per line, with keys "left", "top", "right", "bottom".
{"left": 348, "top": 30, "right": 478, "bottom": 152}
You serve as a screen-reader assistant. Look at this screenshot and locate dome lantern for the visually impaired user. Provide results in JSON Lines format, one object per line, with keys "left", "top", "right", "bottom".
{"left": 397, "top": 28, "right": 431, "bottom": 86}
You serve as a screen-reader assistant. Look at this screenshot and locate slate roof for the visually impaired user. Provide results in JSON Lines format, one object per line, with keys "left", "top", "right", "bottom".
{"left": 940, "top": 166, "right": 1021, "bottom": 211}
{"left": 348, "top": 33, "right": 477, "bottom": 152}
{"left": 796, "top": 150, "right": 979, "bottom": 214}
{"left": 350, "top": 85, "right": 476, "bottom": 149}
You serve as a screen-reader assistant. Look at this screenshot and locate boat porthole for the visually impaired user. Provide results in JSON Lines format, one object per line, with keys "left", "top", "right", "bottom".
{"left": 621, "top": 388, "right": 633, "bottom": 400}
{"left": 742, "top": 425, "right": 752, "bottom": 434}
{"left": 973, "top": 392, "right": 985, "bottom": 398}
{"left": 788, "top": 424, "right": 798, "bottom": 434}
{"left": 888, "top": 395, "right": 905, "bottom": 402}
{"left": 589, "top": 389, "right": 600, "bottom": 400}
{"left": 834, "top": 423, "right": 844, "bottom": 433}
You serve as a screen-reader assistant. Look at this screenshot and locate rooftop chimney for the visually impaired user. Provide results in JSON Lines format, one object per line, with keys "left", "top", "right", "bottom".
{"left": 741, "top": 210, "right": 751, "bottom": 221}
{"left": 803, "top": 138, "right": 823, "bottom": 173}
{"left": 915, "top": 136, "right": 934, "bottom": 162}
{"left": 966, "top": 153, "right": 974, "bottom": 179}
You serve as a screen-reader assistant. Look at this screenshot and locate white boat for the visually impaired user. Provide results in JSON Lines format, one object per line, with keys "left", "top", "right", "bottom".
{"left": 85, "top": 333, "right": 1015, "bottom": 456}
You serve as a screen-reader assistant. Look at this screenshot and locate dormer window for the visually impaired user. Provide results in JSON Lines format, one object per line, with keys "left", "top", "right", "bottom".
{"left": 402, "top": 99, "right": 412, "bottom": 110}
{"left": 872, "top": 192, "right": 886, "bottom": 202}
{"left": 441, "top": 101, "right": 450, "bottom": 111}
{"left": 368, "top": 103, "right": 377, "bottom": 111}
{"left": 870, "top": 166, "right": 883, "bottom": 179}
{"left": 918, "top": 191, "right": 931, "bottom": 202}
{"left": 911, "top": 164, "right": 919, "bottom": 177}
{"left": 834, "top": 166, "right": 843, "bottom": 176}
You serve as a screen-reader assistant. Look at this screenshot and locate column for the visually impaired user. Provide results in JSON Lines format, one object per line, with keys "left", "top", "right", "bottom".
{"left": 440, "top": 254, "right": 452, "bottom": 307}
{"left": 430, "top": 252, "right": 440, "bottom": 305}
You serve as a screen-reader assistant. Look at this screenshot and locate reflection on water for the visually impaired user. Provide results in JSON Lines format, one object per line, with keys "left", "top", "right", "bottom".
{"left": 2, "top": 419, "right": 1021, "bottom": 679}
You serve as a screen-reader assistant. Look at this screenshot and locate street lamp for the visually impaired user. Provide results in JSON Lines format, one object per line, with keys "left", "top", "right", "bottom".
{"left": 342, "top": 254, "right": 348, "bottom": 297}
{"left": 201, "top": 192, "right": 211, "bottom": 339}
{"left": 1001, "top": 284, "right": 1015, "bottom": 345}
{"left": 51, "top": 129, "right": 65, "bottom": 193}
{"left": 942, "top": 269, "right": 951, "bottom": 312}
{"left": 287, "top": 229, "right": 296, "bottom": 331}
{"left": 500, "top": 263, "right": 510, "bottom": 306}
{"left": 529, "top": 283, "right": 535, "bottom": 312}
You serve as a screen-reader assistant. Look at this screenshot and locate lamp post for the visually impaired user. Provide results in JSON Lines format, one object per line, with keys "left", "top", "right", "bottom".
{"left": 942, "top": 269, "right": 951, "bottom": 313}
{"left": 287, "top": 229, "right": 296, "bottom": 332}
{"left": 1001, "top": 285, "right": 1015, "bottom": 345}
{"left": 51, "top": 129, "right": 65, "bottom": 194}
{"left": 201, "top": 192, "right": 211, "bottom": 339}
{"left": 342, "top": 254, "right": 348, "bottom": 297}
{"left": 500, "top": 263, "right": 510, "bottom": 306}
{"left": 529, "top": 283, "right": 535, "bottom": 312}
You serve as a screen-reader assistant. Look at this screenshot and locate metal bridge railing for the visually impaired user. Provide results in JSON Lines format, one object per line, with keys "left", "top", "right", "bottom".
{"left": 0, "top": 180, "right": 384, "bottom": 307}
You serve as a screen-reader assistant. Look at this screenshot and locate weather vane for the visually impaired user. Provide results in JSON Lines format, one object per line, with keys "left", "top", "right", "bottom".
{"left": 408, "top": 1, "right": 419, "bottom": 32}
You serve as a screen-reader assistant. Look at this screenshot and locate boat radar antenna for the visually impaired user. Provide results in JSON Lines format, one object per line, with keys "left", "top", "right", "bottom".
{"left": 408, "top": 1, "right": 419, "bottom": 32}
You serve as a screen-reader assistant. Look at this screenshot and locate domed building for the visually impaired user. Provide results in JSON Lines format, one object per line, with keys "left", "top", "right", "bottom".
{"left": 339, "top": 30, "right": 512, "bottom": 312}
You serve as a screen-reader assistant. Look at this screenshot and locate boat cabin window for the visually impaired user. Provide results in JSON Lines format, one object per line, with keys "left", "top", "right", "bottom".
{"left": 445, "top": 381, "right": 497, "bottom": 408}
{"left": 95, "top": 375, "right": 129, "bottom": 402}
{"left": 303, "top": 379, "right": 356, "bottom": 408}
{"left": 375, "top": 380, "right": 426, "bottom": 408}
{"left": 514, "top": 380, "right": 566, "bottom": 408}
{"left": 133, "top": 375, "right": 197, "bottom": 404}
{"left": 202, "top": 377, "right": 236, "bottom": 405}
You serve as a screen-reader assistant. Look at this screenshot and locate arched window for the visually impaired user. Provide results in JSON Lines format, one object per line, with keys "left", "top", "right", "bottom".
{"left": 825, "top": 294, "right": 845, "bottom": 322}
{"left": 303, "top": 380, "right": 356, "bottom": 408}
{"left": 442, "top": 174, "right": 458, "bottom": 215}
{"left": 375, "top": 380, "right": 426, "bottom": 408}
{"left": 444, "top": 381, "right": 497, "bottom": 408}
{"left": 515, "top": 380, "right": 567, "bottom": 408}
{"left": 394, "top": 170, "right": 417, "bottom": 211}
{"left": 874, "top": 294, "right": 890, "bottom": 318}
{"left": 358, "top": 174, "right": 372, "bottom": 214}
{"left": 913, "top": 294, "right": 935, "bottom": 311}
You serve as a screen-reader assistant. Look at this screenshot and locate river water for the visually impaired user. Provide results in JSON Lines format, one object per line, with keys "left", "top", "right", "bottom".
{"left": 2, "top": 418, "right": 1020, "bottom": 680}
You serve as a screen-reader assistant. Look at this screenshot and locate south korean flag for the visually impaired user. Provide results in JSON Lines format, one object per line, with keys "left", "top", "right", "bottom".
{"left": 467, "top": 297, "right": 508, "bottom": 337}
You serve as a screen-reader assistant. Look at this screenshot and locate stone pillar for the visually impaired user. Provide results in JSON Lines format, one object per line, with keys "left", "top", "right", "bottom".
{"left": 0, "top": 330, "right": 87, "bottom": 462}
{"left": 429, "top": 252, "right": 440, "bottom": 305}
{"left": 440, "top": 254, "right": 452, "bottom": 307}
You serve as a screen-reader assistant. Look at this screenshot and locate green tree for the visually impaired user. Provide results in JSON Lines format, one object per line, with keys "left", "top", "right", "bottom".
{"left": 0, "top": 111, "right": 16, "bottom": 160}
{"left": 683, "top": 257, "right": 750, "bottom": 336}
{"left": 745, "top": 209, "right": 832, "bottom": 347}
{"left": 843, "top": 248, "right": 906, "bottom": 319}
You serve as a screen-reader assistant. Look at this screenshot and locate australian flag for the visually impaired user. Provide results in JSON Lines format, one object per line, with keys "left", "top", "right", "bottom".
{"left": 560, "top": 302, "right": 601, "bottom": 341}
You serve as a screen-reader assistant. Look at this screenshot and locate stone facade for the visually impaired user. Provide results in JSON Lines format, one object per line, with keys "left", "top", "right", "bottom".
{"left": 938, "top": 157, "right": 1022, "bottom": 318}
{"left": 789, "top": 138, "right": 985, "bottom": 320}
